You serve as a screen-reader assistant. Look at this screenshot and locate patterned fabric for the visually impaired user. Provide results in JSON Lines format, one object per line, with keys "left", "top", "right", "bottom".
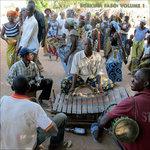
{"left": 61, "top": 75, "right": 114, "bottom": 95}
{"left": 104, "top": 28, "right": 111, "bottom": 57}
{"left": 61, "top": 75, "right": 97, "bottom": 95}
{"left": 86, "top": 30, "right": 98, "bottom": 51}
{"left": 78, "top": 26, "right": 86, "bottom": 39}
{"left": 47, "top": 20, "right": 59, "bottom": 37}
{"left": 47, "top": 20, "right": 59, "bottom": 58}
{"left": 6, "top": 36, "right": 19, "bottom": 68}
{"left": 101, "top": 76, "right": 114, "bottom": 91}
{"left": 3, "top": 23, "right": 20, "bottom": 68}
{"left": 129, "top": 40, "right": 144, "bottom": 73}
{"left": 7, "top": 60, "right": 41, "bottom": 85}
{"left": 106, "top": 48, "right": 123, "bottom": 83}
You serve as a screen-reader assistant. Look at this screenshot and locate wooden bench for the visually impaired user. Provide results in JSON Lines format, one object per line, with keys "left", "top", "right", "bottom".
{"left": 52, "top": 87, "right": 130, "bottom": 126}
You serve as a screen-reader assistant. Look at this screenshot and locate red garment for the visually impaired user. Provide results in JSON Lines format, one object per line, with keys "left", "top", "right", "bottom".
{"left": 11, "top": 93, "right": 29, "bottom": 99}
{"left": 107, "top": 89, "right": 150, "bottom": 150}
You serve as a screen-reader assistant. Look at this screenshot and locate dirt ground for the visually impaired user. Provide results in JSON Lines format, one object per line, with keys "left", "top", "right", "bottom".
{"left": 0, "top": 39, "right": 134, "bottom": 150}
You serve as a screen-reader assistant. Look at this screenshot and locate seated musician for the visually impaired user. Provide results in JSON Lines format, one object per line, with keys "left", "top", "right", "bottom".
{"left": 1, "top": 75, "right": 67, "bottom": 149}
{"left": 92, "top": 68, "right": 150, "bottom": 150}
{"left": 7, "top": 47, "right": 53, "bottom": 104}
{"left": 61, "top": 38, "right": 103, "bottom": 95}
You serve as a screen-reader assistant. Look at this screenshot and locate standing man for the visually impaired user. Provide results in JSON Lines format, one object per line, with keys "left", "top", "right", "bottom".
{"left": 1, "top": 75, "right": 67, "bottom": 149}
{"left": 28, "top": 0, "right": 46, "bottom": 44}
{"left": 7, "top": 47, "right": 53, "bottom": 103}
{"left": 129, "top": 20, "right": 149, "bottom": 74}
{"left": 19, "top": 3, "right": 39, "bottom": 57}
{"left": 27, "top": 0, "right": 46, "bottom": 71}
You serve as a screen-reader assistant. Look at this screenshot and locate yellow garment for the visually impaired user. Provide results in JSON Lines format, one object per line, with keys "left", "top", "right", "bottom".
{"left": 6, "top": 37, "right": 19, "bottom": 68}
{"left": 130, "top": 40, "right": 144, "bottom": 72}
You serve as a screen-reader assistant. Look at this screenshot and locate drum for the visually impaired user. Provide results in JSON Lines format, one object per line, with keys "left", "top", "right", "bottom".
{"left": 112, "top": 116, "right": 139, "bottom": 143}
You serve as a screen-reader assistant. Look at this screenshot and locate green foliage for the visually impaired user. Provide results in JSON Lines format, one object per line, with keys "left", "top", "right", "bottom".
{"left": 26, "top": 0, "right": 149, "bottom": 11}
{"left": 27, "top": 0, "right": 49, "bottom": 11}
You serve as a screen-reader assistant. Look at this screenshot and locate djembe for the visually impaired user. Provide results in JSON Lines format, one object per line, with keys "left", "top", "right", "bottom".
{"left": 112, "top": 116, "right": 139, "bottom": 143}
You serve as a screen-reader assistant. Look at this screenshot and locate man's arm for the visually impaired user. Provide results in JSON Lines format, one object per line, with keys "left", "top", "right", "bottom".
{"left": 44, "top": 122, "right": 58, "bottom": 136}
{"left": 1, "top": 26, "right": 7, "bottom": 42}
{"left": 98, "top": 97, "right": 134, "bottom": 127}
{"left": 7, "top": 65, "right": 17, "bottom": 85}
{"left": 34, "top": 62, "right": 42, "bottom": 85}
{"left": 70, "top": 74, "right": 78, "bottom": 92}
{"left": 98, "top": 114, "right": 112, "bottom": 127}
{"left": 70, "top": 53, "right": 79, "bottom": 92}
{"left": 36, "top": 104, "right": 58, "bottom": 136}
{"left": 96, "top": 54, "right": 102, "bottom": 91}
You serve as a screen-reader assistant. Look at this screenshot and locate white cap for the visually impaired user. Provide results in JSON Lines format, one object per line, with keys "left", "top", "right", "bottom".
{"left": 140, "top": 19, "right": 146, "bottom": 25}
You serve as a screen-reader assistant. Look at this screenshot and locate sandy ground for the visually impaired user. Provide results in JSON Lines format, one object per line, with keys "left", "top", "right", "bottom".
{"left": 0, "top": 39, "right": 134, "bottom": 150}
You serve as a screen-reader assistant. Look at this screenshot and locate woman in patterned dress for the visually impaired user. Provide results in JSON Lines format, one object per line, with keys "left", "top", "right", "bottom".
{"left": 46, "top": 13, "right": 59, "bottom": 60}
{"left": 58, "top": 18, "right": 83, "bottom": 74}
{"left": 1, "top": 10, "right": 20, "bottom": 68}
{"left": 105, "top": 21, "right": 127, "bottom": 83}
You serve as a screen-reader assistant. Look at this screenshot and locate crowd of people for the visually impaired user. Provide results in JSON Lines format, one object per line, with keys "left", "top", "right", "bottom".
{"left": 0, "top": 0, "right": 150, "bottom": 149}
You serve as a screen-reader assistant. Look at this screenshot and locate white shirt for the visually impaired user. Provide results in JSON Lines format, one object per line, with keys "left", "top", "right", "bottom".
{"left": 19, "top": 15, "right": 39, "bottom": 53}
{"left": 0, "top": 95, "right": 52, "bottom": 149}
{"left": 70, "top": 50, "right": 102, "bottom": 81}
{"left": 57, "top": 18, "right": 67, "bottom": 36}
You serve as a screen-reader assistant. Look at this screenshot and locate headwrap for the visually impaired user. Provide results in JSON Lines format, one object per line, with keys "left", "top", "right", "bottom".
{"left": 140, "top": 19, "right": 146, "bottom": 25}
{"left": 110, "top": 21, "right": 121, "bottom": 32}
{"left": 66, "top": 18, "right": 75, "bottom": 27}
{"left": 7, "top": 10, "right": 18, "bottom": 17}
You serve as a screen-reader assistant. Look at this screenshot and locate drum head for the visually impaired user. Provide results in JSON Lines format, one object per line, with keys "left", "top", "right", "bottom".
{"left": 112, "top": 117, "right": 139, "bottom": 143}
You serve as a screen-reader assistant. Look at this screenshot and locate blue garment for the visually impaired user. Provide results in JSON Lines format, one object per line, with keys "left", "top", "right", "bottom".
{"left": 134, "top": 27, "right": 149, "bottom": 42}
{"left": 106, "top": 49, "right": 123, "bottom": 83}
{"left": 47, "top": 20, "right": 59, "bottom": 37}
{"left": 121, "top": 34, "right": 127, "bottom": 47}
